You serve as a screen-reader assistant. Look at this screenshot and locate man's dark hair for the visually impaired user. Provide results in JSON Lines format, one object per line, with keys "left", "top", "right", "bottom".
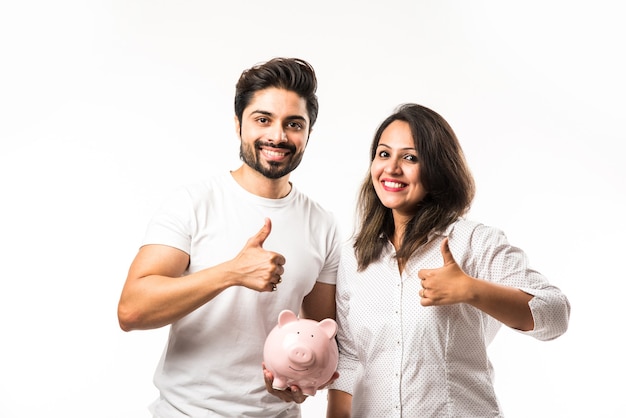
{"left": 234, "top": 57, "right": 319, "bottom": 129}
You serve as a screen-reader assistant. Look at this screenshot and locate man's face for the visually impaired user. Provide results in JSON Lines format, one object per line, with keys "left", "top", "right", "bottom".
{"left": 236, "top": 87, "right": 310, "bottom": 179}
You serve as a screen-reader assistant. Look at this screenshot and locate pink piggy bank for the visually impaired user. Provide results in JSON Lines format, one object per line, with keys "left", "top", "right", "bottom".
{"left": 263, "top": 309, "right": 338, "bottom": 397}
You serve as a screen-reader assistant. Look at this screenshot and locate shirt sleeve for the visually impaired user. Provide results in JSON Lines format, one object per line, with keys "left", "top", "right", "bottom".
{"left": 142, "top": 186, "right": 195, "bottom": 254}
{"left": 460, "top": 223, "right": 571, "bottom": 341}
{"left": 517, "top": 285, "right": 571, "bottom": 340}
{"left": 314, "top": 214, "right": 343, "bottom": 286}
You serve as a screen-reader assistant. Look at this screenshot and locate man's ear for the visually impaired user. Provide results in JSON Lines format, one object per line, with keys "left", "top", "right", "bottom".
{"left": 234, "top": 115, "right": 241, "bottom": 138}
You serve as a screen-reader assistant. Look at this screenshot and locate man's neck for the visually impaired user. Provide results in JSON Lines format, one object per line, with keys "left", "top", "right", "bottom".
{"left": 230, "top": 165, "right": 293, "bottom": 199}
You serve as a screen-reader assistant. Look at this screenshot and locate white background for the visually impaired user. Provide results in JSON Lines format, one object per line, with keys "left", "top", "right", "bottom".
{"left": 1, "top": 1, "right": 624, "bottom": 417}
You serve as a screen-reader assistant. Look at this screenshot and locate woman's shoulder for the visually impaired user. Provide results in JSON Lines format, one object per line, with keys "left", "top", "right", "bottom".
{"left": 447, "top": 218, "right": 510, "bottom": 251}
{"left": 449, "top": 218, "right": 504, "bottom": 237}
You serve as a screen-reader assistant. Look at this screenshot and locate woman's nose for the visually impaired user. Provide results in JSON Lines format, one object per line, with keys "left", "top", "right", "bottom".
{"left": 384, "top": 159, "right": 401, "bottom": 174}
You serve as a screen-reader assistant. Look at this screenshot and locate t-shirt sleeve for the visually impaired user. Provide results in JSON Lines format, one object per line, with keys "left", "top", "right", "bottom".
{"left": 142, "top": 186, "right": 194, "bottom": 255}
{"left": 315, "top": 215, "right": 343, "bottom": 285}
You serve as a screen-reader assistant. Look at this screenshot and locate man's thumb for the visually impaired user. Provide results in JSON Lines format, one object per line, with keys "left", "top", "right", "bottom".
{"left": 251, "top": 217, "right": 272, "bottom": 247}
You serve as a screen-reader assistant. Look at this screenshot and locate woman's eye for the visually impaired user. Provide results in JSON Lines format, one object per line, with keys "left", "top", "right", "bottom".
{"left": 405, "top": 154, "right": 418, "bottom": 162}
{"left": 378, "top": 151, "right": 389, "bottom": 158}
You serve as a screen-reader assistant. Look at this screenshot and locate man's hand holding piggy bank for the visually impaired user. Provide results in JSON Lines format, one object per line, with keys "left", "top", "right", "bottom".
{"left": 263, "top": 310, "right": 339, "bottom": 398}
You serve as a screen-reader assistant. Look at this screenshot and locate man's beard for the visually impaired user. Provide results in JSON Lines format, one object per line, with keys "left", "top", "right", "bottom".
{"left": 239, "top": 140, "right": 304, "bottom": 179}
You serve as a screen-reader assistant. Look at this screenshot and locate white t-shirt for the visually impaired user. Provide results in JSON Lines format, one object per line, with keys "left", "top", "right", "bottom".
{"left": 330, "top": 218, "right": 570, "bottom": 417}
{"left": 143, "top": 173, "right": 342, "bottom": 418}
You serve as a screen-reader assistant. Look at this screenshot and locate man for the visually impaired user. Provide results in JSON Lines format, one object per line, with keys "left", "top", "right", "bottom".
{"left": 117, "top": 57, "right": 341, "bottom": 417}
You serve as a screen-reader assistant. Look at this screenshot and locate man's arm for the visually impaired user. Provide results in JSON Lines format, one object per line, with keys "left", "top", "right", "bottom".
{"left": 118, "top": 218, "right": 285, "bottom": 331}
{"left": 300, "top": 282, "right": 336, "bottom": 321}
{"left": 326, "top": 389, "right": 352, "bottom": 418}
{"left": 118, "top": 244, "right": 232, "bottom": 330}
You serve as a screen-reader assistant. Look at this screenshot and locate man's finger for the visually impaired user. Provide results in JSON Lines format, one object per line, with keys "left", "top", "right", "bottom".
{"left": 249, "top": 218, "right": 272, "bottom": 248}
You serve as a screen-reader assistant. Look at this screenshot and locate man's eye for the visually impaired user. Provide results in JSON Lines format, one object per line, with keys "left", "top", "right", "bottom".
{"left": 258, "top": 117, "right": 269, "bottom": 124}
{"left": 287, "top": 122, "right": 303, "bottom": 130}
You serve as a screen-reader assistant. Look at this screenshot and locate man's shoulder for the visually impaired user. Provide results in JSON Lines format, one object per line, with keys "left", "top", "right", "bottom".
{"left": 176, "top": 173, "right": 231, "bottom": 195}
{"left": 293, "top": 189, "right": 337, "bottom": 220}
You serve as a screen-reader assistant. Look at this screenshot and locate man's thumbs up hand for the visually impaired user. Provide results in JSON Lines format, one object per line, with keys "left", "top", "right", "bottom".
{"left": 248, "top": 217, "right": 272, "bottom": 249}
{"left": 231, "top": 218, "right": 285, "bottom": 292}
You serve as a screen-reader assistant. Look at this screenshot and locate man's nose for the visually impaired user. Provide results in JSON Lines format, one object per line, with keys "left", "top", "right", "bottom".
{"left": 268, "top": 126, "right": 287, "bottom": 143}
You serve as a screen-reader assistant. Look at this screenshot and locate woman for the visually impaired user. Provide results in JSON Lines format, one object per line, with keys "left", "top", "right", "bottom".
{"left": 326, "top": 104, "right": 570, "bottom": 417}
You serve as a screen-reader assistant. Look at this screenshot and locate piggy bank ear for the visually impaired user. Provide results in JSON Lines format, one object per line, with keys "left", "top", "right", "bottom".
{"left": 318, "top": 318, "right": 337, "bottom": 339}
{"left": 277, "top": 310, "right": 298, "bottom": 327}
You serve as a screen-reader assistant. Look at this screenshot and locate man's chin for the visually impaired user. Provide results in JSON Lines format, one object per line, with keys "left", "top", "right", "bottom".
{"left": 247, "top": 162, "right": 288, "bottom": 179}
{"left": 262, "top": 169, "right": 290, "bottom": 180}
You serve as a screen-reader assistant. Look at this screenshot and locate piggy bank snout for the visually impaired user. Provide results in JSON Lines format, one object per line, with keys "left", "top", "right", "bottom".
{"left": 288, "top": 344, "right": 315, "bottom": 367}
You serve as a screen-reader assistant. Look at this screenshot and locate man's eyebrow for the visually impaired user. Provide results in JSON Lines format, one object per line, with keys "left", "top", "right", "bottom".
{"left": 249, "top": 110, "right": 308, "bottom": 123}
{"left": 286, "top": 115, "right": 308, "bottom": 122}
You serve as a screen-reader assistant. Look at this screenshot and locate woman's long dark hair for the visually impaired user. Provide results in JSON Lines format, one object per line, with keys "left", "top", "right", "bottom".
{"left": 354, "top": 104, "right": 475, "bottom": 271}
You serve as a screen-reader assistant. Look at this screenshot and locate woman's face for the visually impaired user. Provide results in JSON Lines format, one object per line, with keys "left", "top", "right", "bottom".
{"left": 371, "top": 120, "right": 428, "bottom": 220}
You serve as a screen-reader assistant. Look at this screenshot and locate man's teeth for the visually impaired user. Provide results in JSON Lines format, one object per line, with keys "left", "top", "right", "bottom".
{"left": 264, "top": 150, "right": 287, "bottom": 157}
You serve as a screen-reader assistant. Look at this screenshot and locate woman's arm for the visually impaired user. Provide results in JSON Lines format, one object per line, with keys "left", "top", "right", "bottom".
{"left": 418, "top": 238, "right": 534, "bottom": 331}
